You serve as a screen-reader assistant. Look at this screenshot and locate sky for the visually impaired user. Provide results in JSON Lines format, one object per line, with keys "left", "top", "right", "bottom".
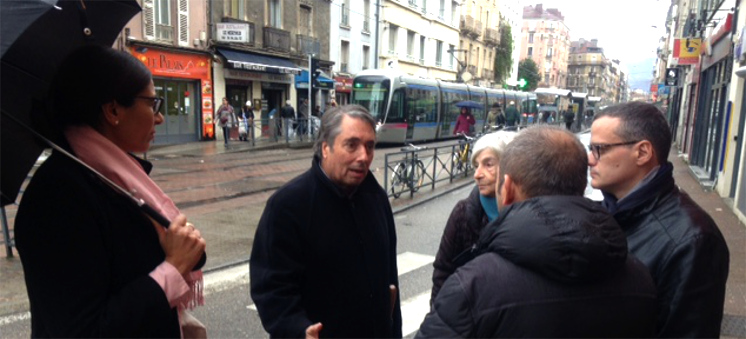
{"left": 524, "top": 0, "right": 671, "bottom": 90}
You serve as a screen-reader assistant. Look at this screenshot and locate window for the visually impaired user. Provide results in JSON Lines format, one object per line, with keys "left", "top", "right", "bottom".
{"left": 546, "top": 47, "right": 552, "bottom": 57}
{"left": 420, "top": 36, "right": 426, "bottom": 65}
{"left": 363, "top": 0, "right": 371, "bottom": 32}
{"left": 341, "top": 0, "right": 350, "bottom": 26}
{"left": 224, "top": 0, "right": 246, "bottom": 20}
{"left": 407, "top": 31, "right": 415, "bottom": 59}
{"left": 528, "top": 33, "right": 533, "bottom": 43}
{"left": 388, "top": 25, "right": 398, "bottom": 54}
{"left": 544, "top": 73, "right": 549, "bottom": 83}
{"left": 341, "top": 40, "right": 350, "bottom": 72}
{"left": 439, "top": 0, "right": 445, "bottom": 19}
{"left": 449, "top": 44, "right": 455, "bottom": 68}
{"left": 451, "top": 1, "right": 458, "bottom": 26}
{"left": 299, "top": 5, "right": 311, "bottom": 33}
{"left": 268, "top": 0, "right": 281, "bottom": 28}
{"left": 362, "top": 45, "right": 370, "bottom": 69}
{"left": 155, "top": 0, "right": 172, "bottom": 41}
{"left": 527, "top": 47, "right": 533, "bottom": 56}
{"left": 436, "top": 40, "right": 443, "bottom": 67}
{"left": 421, "top": 0, "right": 427, "bottom": 14}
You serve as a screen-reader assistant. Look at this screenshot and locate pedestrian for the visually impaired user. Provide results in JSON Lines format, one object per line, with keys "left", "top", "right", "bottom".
{"left": 250, "top": 104, "right": 402, "bottom": 338}
{"left": 563, "top": 105, "right": 575, "bottom": 131}
{"left": 239, "top": 100, "right": 254, "bottom": 141}
{"left": 268, "top": 106, "right": 281, "bottom": 137}
{"left": 588, "top": 101, "right": 730, "bottom": 337}
{"left": 280, "top": 99, "right": 295, "bottom": 138}
{"left": 217, "top": 97, "right": 235, "bottom": 144}
{"left": 14, "top": 44, "right": 206, "bottom": 338}
{"left": 486, "top": 103, "right": 500, "bottom": 130}
{"left": 430, "top": 131, "right": 514, "bottom": 303}
{"left": 298, "top": 98, "right": 310, "bottom": 135}
{"left": 416, "top": 126, "right": 657, "bottom": 338}
{"left": 504, "top": 101, "right": 519, "bottom": 129}
{"left": 453, "top": 107, "right": 475, "bottom": 136}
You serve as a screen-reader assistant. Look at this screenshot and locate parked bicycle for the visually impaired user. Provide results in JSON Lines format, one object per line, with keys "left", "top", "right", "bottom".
{"left": 390, "top": 144, "right": 427, "bottom": 198}
{"left": 452, "top": 133, "right": 476, "bottom": 175}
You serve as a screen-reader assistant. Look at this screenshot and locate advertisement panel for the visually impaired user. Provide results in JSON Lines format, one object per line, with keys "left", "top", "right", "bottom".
{"left": 672, "top": 38, "right": 701, "bottom": 65}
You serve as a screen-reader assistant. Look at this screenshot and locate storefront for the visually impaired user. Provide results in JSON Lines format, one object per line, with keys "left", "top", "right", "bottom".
{"left": 295, "top": 70, "right": 334, "bottom": 116}
{"left": 130, "top": 45, "right": 213, "bottom": 143}
{"left": 334, "top": 75, "right": 353, "bottom": 105}
{"left": 690, "top": 14, "right": 733, "bottom": 184}
{"left": 215, "top": 48, "right": 300, "bottom": 137}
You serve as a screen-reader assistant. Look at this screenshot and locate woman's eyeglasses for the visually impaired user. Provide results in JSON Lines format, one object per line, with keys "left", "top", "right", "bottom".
{"left": 588, "top": 140, "right": 640, "bottom": 160}
{"left": 135, "top": 96, "right": 164, "bottom": 114}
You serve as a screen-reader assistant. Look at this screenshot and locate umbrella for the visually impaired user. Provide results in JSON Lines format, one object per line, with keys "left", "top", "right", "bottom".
{"left": 455, "top": 100, "right": 485, "bottom": 110}
{"left": 1, "top": 0, "right": 141, "bottom": 206}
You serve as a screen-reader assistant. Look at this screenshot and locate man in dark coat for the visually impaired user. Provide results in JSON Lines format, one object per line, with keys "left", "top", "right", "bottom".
{"left": 589, "top": 101, "right": 729, "bottom": 338}
{"left": 563, "top": 105, "right": 575, "bottom": 130}
{"left": 416, "top": 126, "right": 657, "bottom": 338}
{"left": 504, "top": 101, "right": 519, "bottom": 128}
{"left": 280, "top": 100, "right": 295, "bottom": 137}
{"left": 250, "top": 105, "right": 402, "bottom": 338}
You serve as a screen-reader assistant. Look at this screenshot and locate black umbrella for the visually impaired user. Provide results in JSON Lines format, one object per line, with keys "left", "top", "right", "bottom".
{"left": 455, "top": 100, "right": 485, "bottom": 110}
{"left": 1, "top": 0, "right": 141, "bottom": 206}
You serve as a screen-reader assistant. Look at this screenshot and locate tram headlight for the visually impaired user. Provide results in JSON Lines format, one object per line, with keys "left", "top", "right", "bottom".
{"left": 375, "top": 121, "right": 383, "bottom": 133}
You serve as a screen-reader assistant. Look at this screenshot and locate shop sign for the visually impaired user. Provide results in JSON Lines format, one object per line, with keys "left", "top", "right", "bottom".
{"left": 672, "top": 38, "right": 700, "bottom": 65}
{"left": 224, "top": 69, "right": 292, "bottom": 84}
{"left": 334, "top": 76, "right": 353, "bottom": 93}
{"left": 216, "top": 23, "right": 250, "bottom": 43}
{"left": 130, "top": 46, "right": 210, "bottom": 79}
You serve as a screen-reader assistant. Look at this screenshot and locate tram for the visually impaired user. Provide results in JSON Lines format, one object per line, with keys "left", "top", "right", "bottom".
{"left": 535, "top": 87, "right": 572, "bottom": 122}
{"left": 351, "top": 69, "right": 537, "bottom": 143}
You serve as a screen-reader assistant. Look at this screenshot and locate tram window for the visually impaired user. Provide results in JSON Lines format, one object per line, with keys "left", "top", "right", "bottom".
{"left": 388, "top": 89, "right": 405, "bottom": 123}
{"left": 405, "top": 86, "right": 437, "bottom": 123}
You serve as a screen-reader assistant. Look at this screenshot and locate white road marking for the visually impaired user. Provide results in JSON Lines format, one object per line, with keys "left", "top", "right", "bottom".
{"left": 401, "top": 291, "right": 432, "bottom": 337}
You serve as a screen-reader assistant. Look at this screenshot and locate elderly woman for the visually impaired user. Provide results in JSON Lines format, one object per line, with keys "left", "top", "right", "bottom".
{"left": 430, "top": 131, "right": 514, "bottom": 302}
{"left": 14, "top": 45, "right": 206, "bottom": 337}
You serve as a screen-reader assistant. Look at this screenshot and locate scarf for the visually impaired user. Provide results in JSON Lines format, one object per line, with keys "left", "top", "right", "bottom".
{"left": 65, "top": 125, "right": 204, "bottom": 310}
{"left": 480, "top": 195, "right": 499, "bottom": 221}
{"left": 602, "top": 162, "right": 672, "bottom": 215}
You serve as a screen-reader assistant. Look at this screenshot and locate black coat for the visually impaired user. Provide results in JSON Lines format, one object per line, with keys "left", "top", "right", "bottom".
{"left": 15, "top": 149, "right": 184, "bottom": 338}
{"left": 603, "top": 163, "right": 730, "bottom": 338}
{"left": 431, "top": 186, "right": 488, "bottom": 302}
{"left": 416, "top": 196, "right": 657, "bottom": 338}
{"left": 250, "top": 157, "right": 403, "bottom": 338}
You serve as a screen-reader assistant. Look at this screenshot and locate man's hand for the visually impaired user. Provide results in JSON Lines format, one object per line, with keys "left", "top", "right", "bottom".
{"left": 305, "top": 322, "right": 322, "bottom": 339}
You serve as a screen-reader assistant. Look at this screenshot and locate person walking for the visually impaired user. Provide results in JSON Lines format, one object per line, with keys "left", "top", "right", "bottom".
{"left": 453, "top": 107, "right": 475, "bottom": 136}
{"left": 280, "top": 99, "right": 295, "bottom": 138}
{"left": 250, "top": 105, "right": 402, "bottom": 338}
{"left": 216, "top": 97, "right": 235, "bottom": 145}
{"left": 588, "top": 101, "right": 730, "bottom": 337}
{"left": 430, "top": 131, "right": 514, "bottom": 303}
{"left": 14, "top": 44, "right": 206, "bottom": 338}
{"left": 504, "top": 101, "right": 519, "bottom": 129}
{"left": 416, "top": 126, "right": 657, "bottom": 338}
{"left": 238, "top": 100, "right": 254, "bottom": 141}
{"left": 486, "top": 103, "right": 501, "bottom": 131}
{"left": 563, "top": 106, "right": 575, "bottom": 131}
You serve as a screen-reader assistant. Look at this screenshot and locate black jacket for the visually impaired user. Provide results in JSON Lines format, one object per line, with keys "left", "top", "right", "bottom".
{"left": 416, "top": 196, "right": 657, "bottom": 338}
{"left": 431, "top": 186, "right": 488, "bottom": 302}
{"left": 250, "top": 157, "right": 402, "bottom": 338}
{"left": 281, "top": 104, "right": 295, "bottom": 118}
{"left": 15, "top": 148, "right": 187, "bottom": 338}
{"left": 603, "top": 163, "right": 730, "bottom": 338}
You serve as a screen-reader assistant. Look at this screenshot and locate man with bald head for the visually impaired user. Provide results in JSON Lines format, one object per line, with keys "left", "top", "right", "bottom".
{"left": 416, "top": 126, "right": 657, "bottom": 338}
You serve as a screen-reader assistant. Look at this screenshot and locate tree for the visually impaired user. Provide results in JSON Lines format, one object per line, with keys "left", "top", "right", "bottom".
{"left": 493, "top": 22, "right": 513, "bottom": 85}
{"left": 518, "top": 58, "right": 541, "bottom": 91}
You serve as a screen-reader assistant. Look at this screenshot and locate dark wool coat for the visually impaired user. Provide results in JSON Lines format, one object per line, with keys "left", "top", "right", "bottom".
{"left": 15, "top": 149, "right": 189, "bottom": 338}
{"left": 431, "top": 186, "right": 488, "bottom": 302}
{"left": 603, "top": 163, "right": 730, "bottom": 338}
{"left": 250, "top": 157, "right": 403, "bottom": 338}
{"left": 416, "top": 196, "right": 658, "bottom": 338}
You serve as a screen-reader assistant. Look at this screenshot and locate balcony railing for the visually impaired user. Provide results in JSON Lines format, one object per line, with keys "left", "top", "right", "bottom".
{"left": 297, "top": 34, "right": 320, "bottom": 55}
{"left": 484, "top": 27, "right": 499, "bottom": 46}
{"left": 263, "top": 26, "right": 290, "bottom": 52}
{"left": 467, "top": 65, "right": 477, "bottom": 75}
{"left": 156, "top": 24, "right": 173, "bottom": 41}
{"left": 460, "top": 15, "right": 479, "bottom": 37}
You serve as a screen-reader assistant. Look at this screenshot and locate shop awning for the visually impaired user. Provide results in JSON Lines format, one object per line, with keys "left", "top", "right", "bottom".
{"left": 217, "top": 48, "right": 302, "bottom": 75}
{"left": 295, "top": 70, "right": 334, "bottom": 89}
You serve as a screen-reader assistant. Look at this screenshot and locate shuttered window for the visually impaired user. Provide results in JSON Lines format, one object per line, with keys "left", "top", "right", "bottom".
{"left": 177, "top": 0, "right": 189, "bottom": 46}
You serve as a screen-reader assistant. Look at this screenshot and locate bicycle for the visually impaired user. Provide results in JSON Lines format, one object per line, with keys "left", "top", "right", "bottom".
{"left": 390, "top": 144, "right": 427, "bottom": 198}
{"left": 452, "top": 133, "right": 476, "bottom": 175}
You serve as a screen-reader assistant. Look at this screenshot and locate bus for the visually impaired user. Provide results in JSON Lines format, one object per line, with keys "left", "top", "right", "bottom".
{"left": 352, "top": 69, "right": 536, "bottom": 143}
{"left": 534, "top": 87, "right": 572, "bottom": 123}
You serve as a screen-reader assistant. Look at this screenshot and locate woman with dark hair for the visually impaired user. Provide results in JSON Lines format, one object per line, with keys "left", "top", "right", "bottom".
{"left": 216, "top": 97, "right": 234, "bottom": 144}
{"left": 14, "top": 44, "right": 206, "bottom": 338}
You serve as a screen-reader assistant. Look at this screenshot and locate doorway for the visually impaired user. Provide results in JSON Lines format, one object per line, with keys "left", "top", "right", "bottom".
{"left": 153, "top": 79, "right": 198, "bottom": 144}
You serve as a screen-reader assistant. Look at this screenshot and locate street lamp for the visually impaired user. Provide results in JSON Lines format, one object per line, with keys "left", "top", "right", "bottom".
{"left": 447, "top": 47, "right": 469, "bottom": 83}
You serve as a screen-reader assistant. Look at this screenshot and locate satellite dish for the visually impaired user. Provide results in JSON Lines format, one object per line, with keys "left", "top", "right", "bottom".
{"left": 461, "top": 72, "right": 473, "bottom": 82}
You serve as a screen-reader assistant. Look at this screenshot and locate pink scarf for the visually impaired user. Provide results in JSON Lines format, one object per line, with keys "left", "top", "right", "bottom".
{"left": 65, "top": 125, "right": 204, "bottom": 310}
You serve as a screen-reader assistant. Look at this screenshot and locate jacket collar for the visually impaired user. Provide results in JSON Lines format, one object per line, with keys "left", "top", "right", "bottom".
{"left": 602, "top": 162, "right": 674, "bottom": 215}
{"left": 312, "top": 155, "right": 375, "bottom": 199}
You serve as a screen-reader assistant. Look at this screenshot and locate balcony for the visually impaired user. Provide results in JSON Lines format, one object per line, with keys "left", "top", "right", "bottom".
{"left": 467, "top": 65, "right": 477, "bottom": 75}
{"left": 263, "top": 26, "right": 290, "bottom": 53}
{"left": 340, "top": 63, "right": 348, "bottom": 73}
{"left": 460, "top": 15, "right": 480, "bottom": 38}
{"left": 483, "top": 68, "right": 493, "bottom": 80}
{"left": 484, "top": 27, "right": 499, "bottom": 46}
{"left": 297, "top": 34, "right": 320, "bottom": 56}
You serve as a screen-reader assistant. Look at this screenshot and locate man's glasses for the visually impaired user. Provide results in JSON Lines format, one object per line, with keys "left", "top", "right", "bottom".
{"left": 588, "top": 140, "right": 640, "bottom": 160}
{"left": 136, "top": 96, "right": 164, "bottom": 114}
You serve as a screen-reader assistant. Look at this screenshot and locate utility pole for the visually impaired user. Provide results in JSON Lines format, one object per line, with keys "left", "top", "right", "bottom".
{"left": 447, "top": 47, "right": 468, "bottom": 83}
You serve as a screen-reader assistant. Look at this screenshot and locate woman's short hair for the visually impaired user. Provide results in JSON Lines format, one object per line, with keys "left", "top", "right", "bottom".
{"left": 470, "top": 131, "right": 515, "bottom": 166}
{"left": 313, "top": 104, "right": 376, "bottom": 157}
{"left": 50, "top": 44, "right": 152, "bottom": 132}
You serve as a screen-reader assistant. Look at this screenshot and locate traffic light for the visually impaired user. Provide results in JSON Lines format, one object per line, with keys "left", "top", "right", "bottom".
{"left": 310, "top": 58, "right": 321, "bottom": 87}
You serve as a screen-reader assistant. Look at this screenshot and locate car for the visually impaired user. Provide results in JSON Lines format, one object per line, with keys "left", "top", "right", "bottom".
{"left": 577, "top": 130, "right": 604, "bottom": 201}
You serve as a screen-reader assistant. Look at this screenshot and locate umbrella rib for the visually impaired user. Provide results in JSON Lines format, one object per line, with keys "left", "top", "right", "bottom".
{"left": 1, "top": 110, "right": 171, "bottom": 227}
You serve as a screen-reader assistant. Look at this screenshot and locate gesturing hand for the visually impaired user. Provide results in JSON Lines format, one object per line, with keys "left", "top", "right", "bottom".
{"left": 153, "top": 214, "right": 206, "bottom": 275}
{"left": 305, "top": 323, "right": 322, "bottom": 339}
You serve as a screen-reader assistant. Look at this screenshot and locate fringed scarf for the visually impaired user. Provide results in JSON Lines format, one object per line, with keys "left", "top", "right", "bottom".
{"left": 65, "top": 125, "right": 204, "bottom": 310}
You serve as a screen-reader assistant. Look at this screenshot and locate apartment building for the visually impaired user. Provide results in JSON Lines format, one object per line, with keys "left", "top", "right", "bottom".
{"left": 329, "top": 0, "right": 376, "bottom": 105}
{"left": 378, "top": 0, "right": 460, "bottom": 80}
{"left": 458, "top": 0, "right": 501, "bottom": 87}
{"left": 567, "top": 38, "right": 626, "bottom": 105}
{"left": 498, "top": 0, "right": 523, "bottom": 86}
{"left": 519, "top": 4, "right": 569, "bottom": 89}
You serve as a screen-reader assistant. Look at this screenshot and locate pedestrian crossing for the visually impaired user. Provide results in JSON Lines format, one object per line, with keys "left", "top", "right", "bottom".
{"left": 226, "top": 251, "right": 435, "bottom": 337}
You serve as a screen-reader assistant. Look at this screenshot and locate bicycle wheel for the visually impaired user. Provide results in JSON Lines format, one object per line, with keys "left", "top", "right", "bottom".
{"left": 411, "top": 160, "right": 426, "bottom": 192}
{"left": 390, "top": 163, "right": 407, "bottom": 198}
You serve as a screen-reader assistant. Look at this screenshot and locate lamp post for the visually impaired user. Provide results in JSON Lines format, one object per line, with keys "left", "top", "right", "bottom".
{"left": 447, "top": 47, "right": 468, "bottom": 83}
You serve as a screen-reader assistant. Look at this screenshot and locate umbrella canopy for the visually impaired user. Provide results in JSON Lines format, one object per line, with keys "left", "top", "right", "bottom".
{"left": 1, "top": 0, "right": 141, "bottom": 206}
{"left": 455, "top": 100, "right": 484, "bottom": 110}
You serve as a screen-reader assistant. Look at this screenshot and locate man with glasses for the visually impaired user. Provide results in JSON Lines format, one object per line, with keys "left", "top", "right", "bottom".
{"left": 588, "top": 101, "right": 729, "bottom": 338}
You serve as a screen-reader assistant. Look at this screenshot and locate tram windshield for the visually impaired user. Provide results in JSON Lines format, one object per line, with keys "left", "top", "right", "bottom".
{"left": 352, "top": 77, "right": 390, "bottom": 121}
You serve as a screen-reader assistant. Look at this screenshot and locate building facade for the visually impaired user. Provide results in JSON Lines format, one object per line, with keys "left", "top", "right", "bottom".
{"left": 378, "top": 0, "right": 460, "bottom": 80}
{"left": 458, "top": 0, "right": 501, "bottom": 87}
{"left": 329, "top": 0, "right": 376, "bottom": 105}
{"left": 499, "top": 0, "right": 523, "bottom": 87}
{"left": 566, "top": 39, "right": 626, "bottom": 106}
{"left": 519, "top": 4, "right": 570, "bottom": 89}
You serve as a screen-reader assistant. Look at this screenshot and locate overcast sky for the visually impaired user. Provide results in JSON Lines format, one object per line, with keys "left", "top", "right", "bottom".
{"left": 524, "top": 0, "right": 671, "bottom": 89}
